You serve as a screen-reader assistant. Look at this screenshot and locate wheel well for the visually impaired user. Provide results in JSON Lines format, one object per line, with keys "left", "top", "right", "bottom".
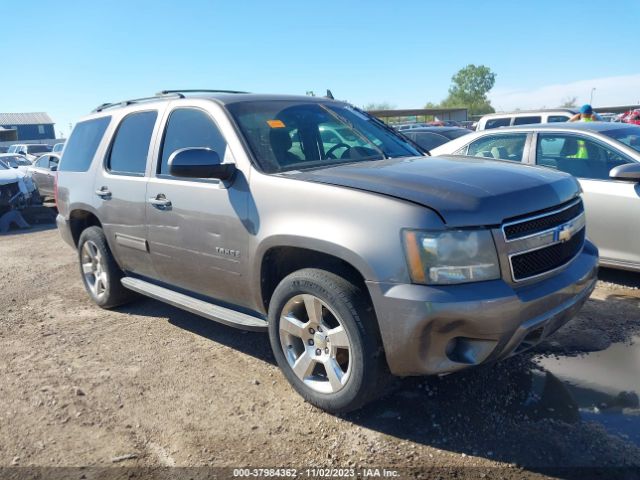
{"left": 260, "top": 247, "right": 368, "bottom": 312}
{"left": 69, "top": 210, "right": 102, "bottom": 246}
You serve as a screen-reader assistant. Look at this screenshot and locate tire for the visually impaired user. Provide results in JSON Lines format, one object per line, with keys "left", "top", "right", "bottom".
{"left": 268, "top": 268, "right": 388, "bottom": 413}
{"left": 77, "top": 226, "right": 137, "bottom": 309}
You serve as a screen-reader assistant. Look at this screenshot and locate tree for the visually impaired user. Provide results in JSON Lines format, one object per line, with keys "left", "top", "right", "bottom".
{"left": 439, "top": 64, "right": 496, "bottom": 116}
{"left": 559, "top": 96, "right": 577, "bottom": 108}
{"left": 363, "top": 102, "right": 396, "bottom": 111}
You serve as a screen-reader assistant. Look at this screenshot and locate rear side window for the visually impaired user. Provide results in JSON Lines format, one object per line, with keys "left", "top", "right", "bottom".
{"left": 513, "top": 116, "right": 541, "bottom": 125}
{"left": 548, "top": 115, "right": 570, "bottom": 123}
{"left": 60, "top": 117, "right": 111, "bottom": 172}
{"left": 28, "top": 145, "right": 50, "bottom": 153}
{"left": 484, "top": 118, "right": 510, "bottom": 129}
{"left": 158, "top": 108, "right": 228, "bottom": 176}
{"left": 107, "top": 111, "right": 157, "bottom": 175}
{"left": 467, "top": 133, "right": 528, "bottom": 162}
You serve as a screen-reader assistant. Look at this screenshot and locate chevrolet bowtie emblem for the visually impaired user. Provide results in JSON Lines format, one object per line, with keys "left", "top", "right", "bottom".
{"left": 556, "top": 223, "right": 574, "bottom": 243}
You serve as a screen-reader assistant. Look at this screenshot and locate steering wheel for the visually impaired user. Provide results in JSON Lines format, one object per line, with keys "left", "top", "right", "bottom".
{"left": 325, "top": 143, "right": 351, "bottom": 159}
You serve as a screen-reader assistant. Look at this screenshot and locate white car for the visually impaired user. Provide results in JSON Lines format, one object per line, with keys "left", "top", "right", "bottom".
{"left": 0, "top": 154, "right": 33, "bottom": 175}
{"left": 431, "top": 122, "right": 640, "bottom": 272}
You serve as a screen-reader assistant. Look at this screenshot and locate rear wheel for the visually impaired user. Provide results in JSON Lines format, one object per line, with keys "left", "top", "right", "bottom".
{"left": 268, "top": 268, "right": 387, "bottom": 412}
{"left": 77, "top": 226, "right": 136, "bottom": 308}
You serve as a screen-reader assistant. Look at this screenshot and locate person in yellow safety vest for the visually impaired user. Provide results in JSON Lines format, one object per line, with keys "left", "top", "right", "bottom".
{"left": 567, "top": 139, "right": 589, "bottom": 159}
{"left": 569, "top": 104, "right": 597, "bottom": 122}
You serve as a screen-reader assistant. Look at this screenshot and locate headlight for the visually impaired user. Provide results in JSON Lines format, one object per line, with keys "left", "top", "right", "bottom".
{"left": 403, "top": 229, "right": 500, "bottom": 285}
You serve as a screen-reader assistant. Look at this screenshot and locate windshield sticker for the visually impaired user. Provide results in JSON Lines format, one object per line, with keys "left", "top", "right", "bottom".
{"left": 267, "top": 120, "right": 286, "bottom": 128}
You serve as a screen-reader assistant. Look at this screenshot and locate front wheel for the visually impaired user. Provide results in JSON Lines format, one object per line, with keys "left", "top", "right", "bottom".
{"left": 268, "top": 268, "right": 387, "bottom": 413}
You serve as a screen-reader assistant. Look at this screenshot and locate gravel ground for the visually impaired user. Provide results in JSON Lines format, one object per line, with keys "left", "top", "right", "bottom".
{"left": 1, "top": 223, "right": 640, "bottom": 479}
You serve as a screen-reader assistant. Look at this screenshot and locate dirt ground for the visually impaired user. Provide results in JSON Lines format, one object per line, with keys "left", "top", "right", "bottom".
{"left": 1, "top": 222, "right": 640, "bottom": 480}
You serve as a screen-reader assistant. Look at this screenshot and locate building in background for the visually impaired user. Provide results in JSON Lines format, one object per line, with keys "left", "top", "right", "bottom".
{"left": 0, "top": 113, "right": 55, "bottom": 141}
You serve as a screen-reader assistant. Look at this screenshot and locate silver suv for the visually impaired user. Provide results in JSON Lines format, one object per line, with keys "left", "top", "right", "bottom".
{"left": 56, "top": 90, "right": 598, "bottom": 412}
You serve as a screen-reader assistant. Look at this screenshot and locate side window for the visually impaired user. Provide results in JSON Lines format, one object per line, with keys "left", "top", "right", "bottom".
{"left": 548, "top": 115, "right": 570, "bottom": 123}
{"left": 107, "top": 111, "right": 157, "bottom": 175}
{"left": 484, "top": 118, "right": 510, "bottom": 129}
{"left": 536, "top": 134, "right": 633, "bottom": 180}
{"left": 159, "top": 108, "right": 228, "bottom": 176}
{"left": 320, "top": 129, "right": 340, "bottom": 144}
{"left": 513, "top": 116, "right": 541, "bottom": 125}
{"left": 60, "top": 117, "right": 111, "bottom": 172}
{"left": 36, "top": 155, "right": 50, "bottom": 168}
{"left": 467, "top": 134, "right": 527, "bottom": 162}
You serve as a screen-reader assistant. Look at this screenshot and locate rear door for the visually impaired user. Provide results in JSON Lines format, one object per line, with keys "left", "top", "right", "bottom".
{"left": 534, "top": 132, "right": 640, "bottom": 267}
{"left": 146, "top": 102, "right": 251, "bottom": 307}
{"left": 92, "top": 109, "right": 161, "bottom": 278}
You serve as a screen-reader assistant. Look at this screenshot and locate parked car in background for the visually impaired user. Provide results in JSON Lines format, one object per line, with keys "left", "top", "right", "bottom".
{"left": 400, "top": 126, "right": 471, "bottom": 151}
{"left": 431, "top": 122, "right": 640, "bottom": 272}
{"left": 0, "top": 146, "right": 9, "bottom": 153}
{"left": 477, "top": 109, "right": 577, "bottom": 130}
{"left": 52, "top": 142, "right": 65, "bottom": 153}
{"left": 7, "top": 144, "right": 52, "bottom": 161}
{"left": 55, "top": 90, "right": 597, "bottom": 412}
{"left": 28, "top": 152, "right": 59, "bottom": 199}
{"left": 459, "top": 121, "right": 476, "bottom": 130}
{"left": 0, "top": 154, "right": 33, "bottom": 174}
{"left": 393, "top": 122, "right": 430, "bottom": 131}
{"left": 0, "top": 161, "right": 37, "bottom": 210}
{"left": 620, "top": 109, "right": 640, "bottom": 125}
{"left": 427, "top": 120, "right": 461, "bottom": 127}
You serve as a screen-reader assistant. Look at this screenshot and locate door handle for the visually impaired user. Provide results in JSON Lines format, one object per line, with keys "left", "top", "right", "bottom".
{"left": 95, "top": 187, "right": 112, "bottom": 199}
{"left": 148, "top": 194, "right": 172, "bottom": 209}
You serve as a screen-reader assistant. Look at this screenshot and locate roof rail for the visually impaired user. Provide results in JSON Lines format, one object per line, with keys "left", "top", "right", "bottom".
{"left": 92, "top": 92, "right": 184, "bottom": 113}
{"left": 155, "top": 89, "right": 250, "bottom": 96}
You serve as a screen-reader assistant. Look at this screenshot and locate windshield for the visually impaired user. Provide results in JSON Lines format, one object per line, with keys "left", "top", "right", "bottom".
{"left": 227, "top": 101, "right": 422, "bottom": 173}
{"left": 601, "top": 126, "right": 640, "bottom": 154}
{"left": 0, "top": 155, "right": 30, "bottom": 167}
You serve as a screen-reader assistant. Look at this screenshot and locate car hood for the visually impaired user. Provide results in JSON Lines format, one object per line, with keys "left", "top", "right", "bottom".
{"left": 284, "top": 155, "right": 581, "bottom": 227}
{"left": 0, "top": 169, "right": 24, "bottom": 186}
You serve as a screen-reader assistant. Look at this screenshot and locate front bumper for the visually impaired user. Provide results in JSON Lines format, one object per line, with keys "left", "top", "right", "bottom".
{"left": 367, "top": 240, "right": 598, "bottom": 376}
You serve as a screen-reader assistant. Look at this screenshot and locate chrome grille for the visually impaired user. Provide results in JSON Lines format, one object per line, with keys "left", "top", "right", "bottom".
{"left": 502, "top": 199, "right": 586, "bottom": 282}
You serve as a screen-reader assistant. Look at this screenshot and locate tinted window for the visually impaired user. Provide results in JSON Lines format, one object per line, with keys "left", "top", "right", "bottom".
{"left": 159, "top": 108, "right": 227, "bottom": 176}
{"left": 548, "top": 115, "right": 570, "bottom": 123}
{"left": 536, "top": 134, "right": 633, "bottom": 179}
{"left": 484, "top": 118, "right": 510, "bottom": 129}
{"left": 513, "top": 116, "right": 541, "bottom": 125}
{"left": 60, "top": 117, "right": 111, "bottom": 172}
{"left": 441, "top": 129, "right": 471, "bottom": 140}
{"left": 409, "top": 132, "right": 450, "bottom": 151}
{"left": 467, "top": 134, "right": 527, "bottom": 162}
{"left": 28, "top": 145, "right": 50, "bottom": 153}
{"left": 107, "top": 111, "right": 157, "bottom": 175}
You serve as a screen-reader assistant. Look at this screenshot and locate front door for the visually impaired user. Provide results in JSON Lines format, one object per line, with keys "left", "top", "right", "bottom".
{"left": 146, "top": 106, "right": 251, "bottom": 307}
{"left": 535, "top": 133, "right": 640, "bottom": 267}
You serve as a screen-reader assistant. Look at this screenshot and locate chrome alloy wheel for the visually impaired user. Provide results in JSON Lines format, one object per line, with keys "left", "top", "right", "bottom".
{"left": 279, "top": 294, "right": 352, "bottom": 394}
{"left": 81, "top": 240, "right": 108, "bottom": 300}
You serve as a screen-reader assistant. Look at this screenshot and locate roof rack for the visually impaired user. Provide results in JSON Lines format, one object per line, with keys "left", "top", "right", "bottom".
{"left": 155, "top": 89, "right": 250, "bottom": 96}
{"left": 92, "top": 89, "right": 249, "bottom": 113}
{"left": 92, "top": 92, "right": 183, "bottom": 113}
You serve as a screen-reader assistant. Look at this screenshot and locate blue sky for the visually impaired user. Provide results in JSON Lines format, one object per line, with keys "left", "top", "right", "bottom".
{"left": 2, "top": 0, "right": 639, "bottom": 137}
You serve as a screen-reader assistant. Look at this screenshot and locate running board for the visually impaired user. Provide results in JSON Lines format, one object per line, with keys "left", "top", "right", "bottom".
{"left": 121, "top": 277, "right": 267, "bottom": 332}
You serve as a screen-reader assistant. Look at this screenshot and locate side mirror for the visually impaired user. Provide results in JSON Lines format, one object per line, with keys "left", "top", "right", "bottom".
{"left": 609, "top": 163, "right": 640, "bottom": 182}
{"left": 50, "top": 164, "right": 58, "bottom": 172}
{"left": 168, "top": 147, "right": 235, "bottom": 180}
